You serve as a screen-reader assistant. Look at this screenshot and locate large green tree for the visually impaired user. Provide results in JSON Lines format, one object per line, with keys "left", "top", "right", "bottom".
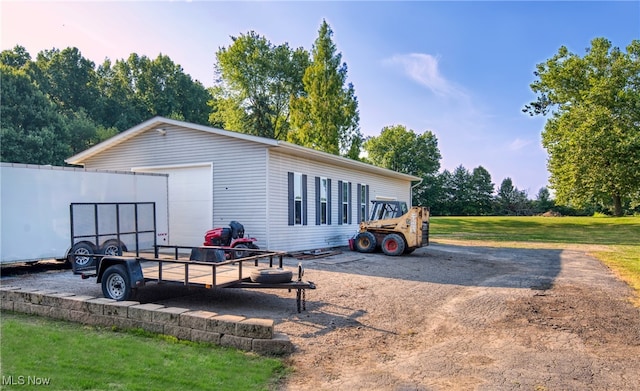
{"left": 32, "top": 47, "right": 100, "bottom": 117}
{"left": 435, "top": 166, "right": 495, "bottom": 215}
{"left": 213, "top": 31, "right": 309, "bottom": 139}
{"left": 364, "top": 125, "right": 441, "bottom": 176}
{"left": 470, "top": 166, "right": 495, "bottom": 215}
{"left": 289, "top": 20, "right": 361, "bottom": 158}
{"left": 94, "top": 57, "right": 148, "bottom": 130}
{"left": 1, "top": 46, "right": 209, "bottom": 166}
{"left": 0, "top": 45, "right": 31, "bottom": 68}
{"left": 97, "top": 53, "right": 210, "bottom": 129}
{"left": 364, "top": 124, "right": 441, "bottom": 206}
{"left": 495, "top": 178, "right": 529, "bottom": 215}
{"left": 0, "top": 64, "right": 71, "bottom": 165}
{"left": 524, "top": 38, "right": 640, "bottom": 216}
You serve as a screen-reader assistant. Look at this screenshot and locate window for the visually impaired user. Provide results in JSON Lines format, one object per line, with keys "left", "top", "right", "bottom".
{"left": 338, "top": 180, "right": 352, "bottom": 225}
{"left": 315, "top": 177, "right": 330, "bottom": 225}
{"left": 294, "top": 174, "right": 303, "bottom": 224}
{"left": 357, "top": 184, "right": 369, "bottom": 222}
{"left": 288, "top": 172, "right": 307, "bottom": 225}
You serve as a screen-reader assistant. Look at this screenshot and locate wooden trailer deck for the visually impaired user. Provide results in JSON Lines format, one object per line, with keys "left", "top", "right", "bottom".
{"left": 139, "top": 259, "right": 268, "bottom": 288}
{"left": 75, "top": 245, "right": 315, "bottom": 312}
{"left": 130, "top": 245, "right": 291, "bottom": 288}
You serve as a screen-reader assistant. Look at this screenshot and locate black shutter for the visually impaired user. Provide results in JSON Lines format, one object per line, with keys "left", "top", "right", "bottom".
{"left": 348, "top": 182, "right": 352, "bottom": 224}
{"left": 338, "top": 180, "right": 343, "bottom": 225}
{"left": 365, "top": 185, "right": 370, "bottom": 220}
{"left": 302, "top": 174, "right": 308, "bottom": 225}
{"left": 315, "top": 177, "right": 320, "bottom": 225}
{"left": 357, "top": 184, "right": 362, "bottom": 223}
{"left": 287, "top": 172, "right": 294, "bottom": 226}
{"left": 327, "top": 179, "right": 332, "bottom": 225}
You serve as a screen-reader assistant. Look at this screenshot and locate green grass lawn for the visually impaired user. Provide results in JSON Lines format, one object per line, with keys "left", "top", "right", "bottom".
{"left": 0, "top": 312, "right": 287, "bottom": 391}
{"left": 430, "top": 216, "right": 640, "bottom": 305}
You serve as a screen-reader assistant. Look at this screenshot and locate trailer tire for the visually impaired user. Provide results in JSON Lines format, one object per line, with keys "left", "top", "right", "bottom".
{"left": 381, "top": 234, "right": 405, "bottom": 256}
{"left": 102, "top": 264, "right": 132, "bottom": 301}
{"left": 354, "top": 232, "right": 377, "bottom": 253}
{"left": 100, "top": 240, "right": 123, "bottom": 256}
{"left": 71, "top": 242, "right": 95, "bottom": 267}
{"left": 250, "top": 268, "right": 293, "bottom": 284}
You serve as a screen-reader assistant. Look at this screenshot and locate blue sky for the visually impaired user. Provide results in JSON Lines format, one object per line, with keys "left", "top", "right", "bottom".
{"left": 2, "top": 1, "right": 638, "bottom": 195}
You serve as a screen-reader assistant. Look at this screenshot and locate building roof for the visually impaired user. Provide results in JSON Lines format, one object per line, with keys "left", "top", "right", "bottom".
{"left": 65, "top": 116, "right": 421, "bottom": 182}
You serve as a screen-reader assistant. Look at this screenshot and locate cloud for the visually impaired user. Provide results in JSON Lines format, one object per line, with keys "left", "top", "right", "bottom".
{"left": 508, "top": 138, "right": 533, "bottom": 151}
{"left": 384, "top": 53, "right": 467, "bottom": 99}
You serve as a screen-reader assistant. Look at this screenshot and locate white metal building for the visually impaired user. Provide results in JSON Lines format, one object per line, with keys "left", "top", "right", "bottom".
{"left": 66, "top": 117, "right": 420, "bottom": 252}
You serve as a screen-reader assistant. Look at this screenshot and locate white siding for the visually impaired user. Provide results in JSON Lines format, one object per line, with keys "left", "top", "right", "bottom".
{"left": 266, "top": 150, "right": 412, "bottom": 252}
{"left": 134, "top": 164, "right": 212, "bottom": 246}
{"left": 78, "top": 122, "right": 415, "bottom": 253}
{"left": 82, "top": 125, "right": 268, "bottom": 248}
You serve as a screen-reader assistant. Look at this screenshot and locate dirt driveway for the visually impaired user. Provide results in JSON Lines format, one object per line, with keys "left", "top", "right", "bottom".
{"left": 2, "top": 243, "right": 640, "bottom": 390}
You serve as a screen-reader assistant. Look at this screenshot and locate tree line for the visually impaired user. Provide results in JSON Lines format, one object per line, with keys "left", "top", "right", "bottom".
{"left": 1, "top": 24, "right": 637, "bottom": 216}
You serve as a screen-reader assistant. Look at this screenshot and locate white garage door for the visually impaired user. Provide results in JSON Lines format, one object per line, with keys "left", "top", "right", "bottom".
{"left": 134, "top": 164, "right": 212, "bottom": 246}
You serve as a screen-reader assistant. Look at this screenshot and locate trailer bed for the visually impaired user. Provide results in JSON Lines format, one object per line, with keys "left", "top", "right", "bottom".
{"left": 139, "top": 260, "right": 265, "bottom": 288}
{"left": 77, "top": 245, "right": 316, "bottom": 312}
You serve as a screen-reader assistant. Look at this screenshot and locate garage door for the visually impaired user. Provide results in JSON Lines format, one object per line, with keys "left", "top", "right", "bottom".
{"left": 134, "top": 164, "right": 212, "bottom": 246}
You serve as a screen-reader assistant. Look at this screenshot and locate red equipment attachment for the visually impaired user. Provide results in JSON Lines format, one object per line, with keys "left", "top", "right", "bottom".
{"left": 203, "top": 221, "right": 259, "bottom": 257}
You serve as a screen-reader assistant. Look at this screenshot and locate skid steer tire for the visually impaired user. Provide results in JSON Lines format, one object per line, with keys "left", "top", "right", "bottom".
{"left": 354, "top": 232, "right": 377, "bottom": 253}
{"left": 381, "top": 234, "right": 405, "bottom": 256}
{"left": 250, "top": 268, "right": 293, "bottom": 284}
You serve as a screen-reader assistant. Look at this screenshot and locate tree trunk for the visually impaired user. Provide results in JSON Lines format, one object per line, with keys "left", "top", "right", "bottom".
{"left": 612, "top": 194, "right": 623, "bottom": 217}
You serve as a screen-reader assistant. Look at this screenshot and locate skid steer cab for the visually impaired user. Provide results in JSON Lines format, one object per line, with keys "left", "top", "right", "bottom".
{"left": 352, "top": 200, "right": 430, "bottom": 256}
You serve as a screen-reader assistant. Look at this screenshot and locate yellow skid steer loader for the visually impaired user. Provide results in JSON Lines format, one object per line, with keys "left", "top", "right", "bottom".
{"left": 352, "top": 200, "right": 429, "bottom": 256}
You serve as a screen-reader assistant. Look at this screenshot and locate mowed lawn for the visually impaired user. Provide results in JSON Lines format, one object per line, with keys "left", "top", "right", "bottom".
{"left": 0, "top": 313, "right": 287, "bottom": 391}
{"left": 430, "top": 216, "right": 640, "bottom": 305}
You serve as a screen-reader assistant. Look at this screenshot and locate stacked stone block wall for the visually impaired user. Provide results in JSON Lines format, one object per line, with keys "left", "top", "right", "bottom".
{"left": 0, "top": 286, "right": 292, "bottom": 355}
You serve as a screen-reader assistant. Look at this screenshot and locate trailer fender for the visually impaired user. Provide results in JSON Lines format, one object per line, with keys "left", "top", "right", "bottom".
{"left": 97, "top": 257, "right": 145, "bottom": 289}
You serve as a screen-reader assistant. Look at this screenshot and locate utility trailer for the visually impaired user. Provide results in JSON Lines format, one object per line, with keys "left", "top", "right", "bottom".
{"left": 0, "top": 163, "right": 169, "bottom": 265}
{"left": 74, "top": 247, "right": 315, "bottom": 313}
{"left": 69, "top": 201, "right": 315, "bottom": 312}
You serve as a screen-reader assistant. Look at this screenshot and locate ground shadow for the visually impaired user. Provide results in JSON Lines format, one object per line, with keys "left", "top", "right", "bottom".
{"left": 293, "top": 243, "right": 563, "bottom": 290}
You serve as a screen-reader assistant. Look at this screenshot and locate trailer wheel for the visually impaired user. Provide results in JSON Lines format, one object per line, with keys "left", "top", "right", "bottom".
{"left": 354, "top": 232, "right": 377, "bottom": 253}
{"left": 71, "top": 242, "right": 95, "bottom": 267}
{"left": 102, "top": 264, "right": 132, "bottom": 301}
{"left": 100, "top": 240, "right": 122, "bottom": 256}
{"left": 250, "top": 268, "right": 293, "bottom": 284}
{"left": 381, "top": 234, "right": 405, "bottom": 256}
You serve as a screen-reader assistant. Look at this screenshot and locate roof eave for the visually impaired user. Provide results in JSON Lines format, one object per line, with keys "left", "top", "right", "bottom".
{"left": 65, "top": 117, "right": 420, "bottom": 182}
{"left": 273, "top": 141, "right": 421, "bottom": 182}
{"left": 65, "top": 116, "right": 279, "bottom": 166}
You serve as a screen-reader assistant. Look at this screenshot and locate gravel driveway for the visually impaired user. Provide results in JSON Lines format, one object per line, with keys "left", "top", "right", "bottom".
{"left": 2, "top": 243, "right": 639, "bottom": 390}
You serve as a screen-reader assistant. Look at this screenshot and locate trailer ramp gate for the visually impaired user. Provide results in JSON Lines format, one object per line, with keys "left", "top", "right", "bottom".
{"left": 70, "top": 202, "right": 157, "bottom": 274}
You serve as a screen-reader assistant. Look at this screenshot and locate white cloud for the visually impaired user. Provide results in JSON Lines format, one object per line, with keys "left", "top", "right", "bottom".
{"left": 508, "top": 138, "right": 533, "bottom": 151}
{"left": 384, "top": 53, "right": 467, "bottom": 99}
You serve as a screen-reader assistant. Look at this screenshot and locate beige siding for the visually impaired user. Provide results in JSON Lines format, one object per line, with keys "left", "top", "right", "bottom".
{"left": 82, "top": 125, "right": 269, "bottom": 247}
{"left": 266, "top": 150, "right": 412, "bottom": 252}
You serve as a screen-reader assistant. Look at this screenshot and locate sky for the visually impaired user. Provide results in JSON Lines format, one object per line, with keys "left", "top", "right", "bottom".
{"left": 2, "top": 1, "right": 638, "bottom": 195}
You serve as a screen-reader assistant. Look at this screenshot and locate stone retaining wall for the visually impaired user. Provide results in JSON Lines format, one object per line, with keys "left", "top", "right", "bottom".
{"left": 0, "top": 286, "right": 292, "bottom": 355}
